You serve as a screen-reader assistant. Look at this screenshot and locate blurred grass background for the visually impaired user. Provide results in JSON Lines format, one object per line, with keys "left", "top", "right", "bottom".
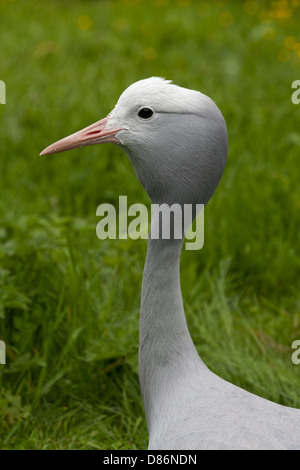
{"left": 0, "top": 0, "right": 300, "bottom": 450}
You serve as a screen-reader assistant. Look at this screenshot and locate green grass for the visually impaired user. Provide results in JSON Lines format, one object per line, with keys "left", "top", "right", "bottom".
{"left": 0, "top": 0, "right": 300, "bottom": 449}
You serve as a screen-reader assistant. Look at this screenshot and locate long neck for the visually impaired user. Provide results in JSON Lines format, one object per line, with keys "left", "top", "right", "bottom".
{"left": 139, "top": 215, "right": 206, "bottom": 439}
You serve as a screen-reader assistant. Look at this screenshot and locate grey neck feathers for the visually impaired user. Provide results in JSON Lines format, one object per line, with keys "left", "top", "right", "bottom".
{"left": 139, "top": 214, "right": 207, "bottom": 438}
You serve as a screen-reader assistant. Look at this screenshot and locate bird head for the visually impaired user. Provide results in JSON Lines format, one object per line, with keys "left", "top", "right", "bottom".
{"left": 40, "top": 77, "right": 228, "bottom": 206}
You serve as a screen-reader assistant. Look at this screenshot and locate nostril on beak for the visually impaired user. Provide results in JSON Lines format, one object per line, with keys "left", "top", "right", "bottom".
{"left": 85, "top": 130, "right": 102, "bottom": 136}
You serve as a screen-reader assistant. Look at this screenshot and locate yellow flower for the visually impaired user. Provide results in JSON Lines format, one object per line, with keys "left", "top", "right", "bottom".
{"left": 271, "top": 7, "right": 291, "bottom": 19}
{"left": 77, "top": 15, "right": 93, "bottom": 31}
{"left": 284, "top": 36, "right": 299, "bottom": 50}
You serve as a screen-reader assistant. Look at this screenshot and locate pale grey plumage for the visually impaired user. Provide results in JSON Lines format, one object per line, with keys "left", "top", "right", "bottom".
{"left": 140, "top": 226, "right": 300, "bottom": 450}
{"left": 114, "top": 79, "right": 300, "bottom": 450}
{"left": 41, "top": 77, "right": 300, "bottom": 450}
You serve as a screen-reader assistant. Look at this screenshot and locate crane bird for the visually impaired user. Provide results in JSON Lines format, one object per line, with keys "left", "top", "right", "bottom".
{"left": 40, "top": 77, "right": 300, "bottom": 450}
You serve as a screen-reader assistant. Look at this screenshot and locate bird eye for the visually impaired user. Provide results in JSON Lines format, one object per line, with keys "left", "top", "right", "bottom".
{"left": 138, "top": 107, "right": 154, "bottom": 119}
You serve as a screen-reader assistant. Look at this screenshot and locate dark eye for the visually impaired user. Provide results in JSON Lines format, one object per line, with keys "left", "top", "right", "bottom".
{"left": 138, "top": 107, "right": 154, "bottom": 119}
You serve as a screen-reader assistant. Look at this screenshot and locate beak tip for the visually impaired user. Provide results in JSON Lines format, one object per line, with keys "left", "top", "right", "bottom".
{"left": 39, "top": 147, "right": 55, "bottom": 156}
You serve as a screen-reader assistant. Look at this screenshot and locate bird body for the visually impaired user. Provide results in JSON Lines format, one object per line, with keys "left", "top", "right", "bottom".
{"left": 140, "top": 226, "right": 300, "bottom": 450}
{"left": 41, "top": 77, "right": 300, "bottom": 450}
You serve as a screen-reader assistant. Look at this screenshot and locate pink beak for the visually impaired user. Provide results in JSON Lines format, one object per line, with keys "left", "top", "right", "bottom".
{"left": 40, "top": 116, "right": 123, "bottom": 156}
